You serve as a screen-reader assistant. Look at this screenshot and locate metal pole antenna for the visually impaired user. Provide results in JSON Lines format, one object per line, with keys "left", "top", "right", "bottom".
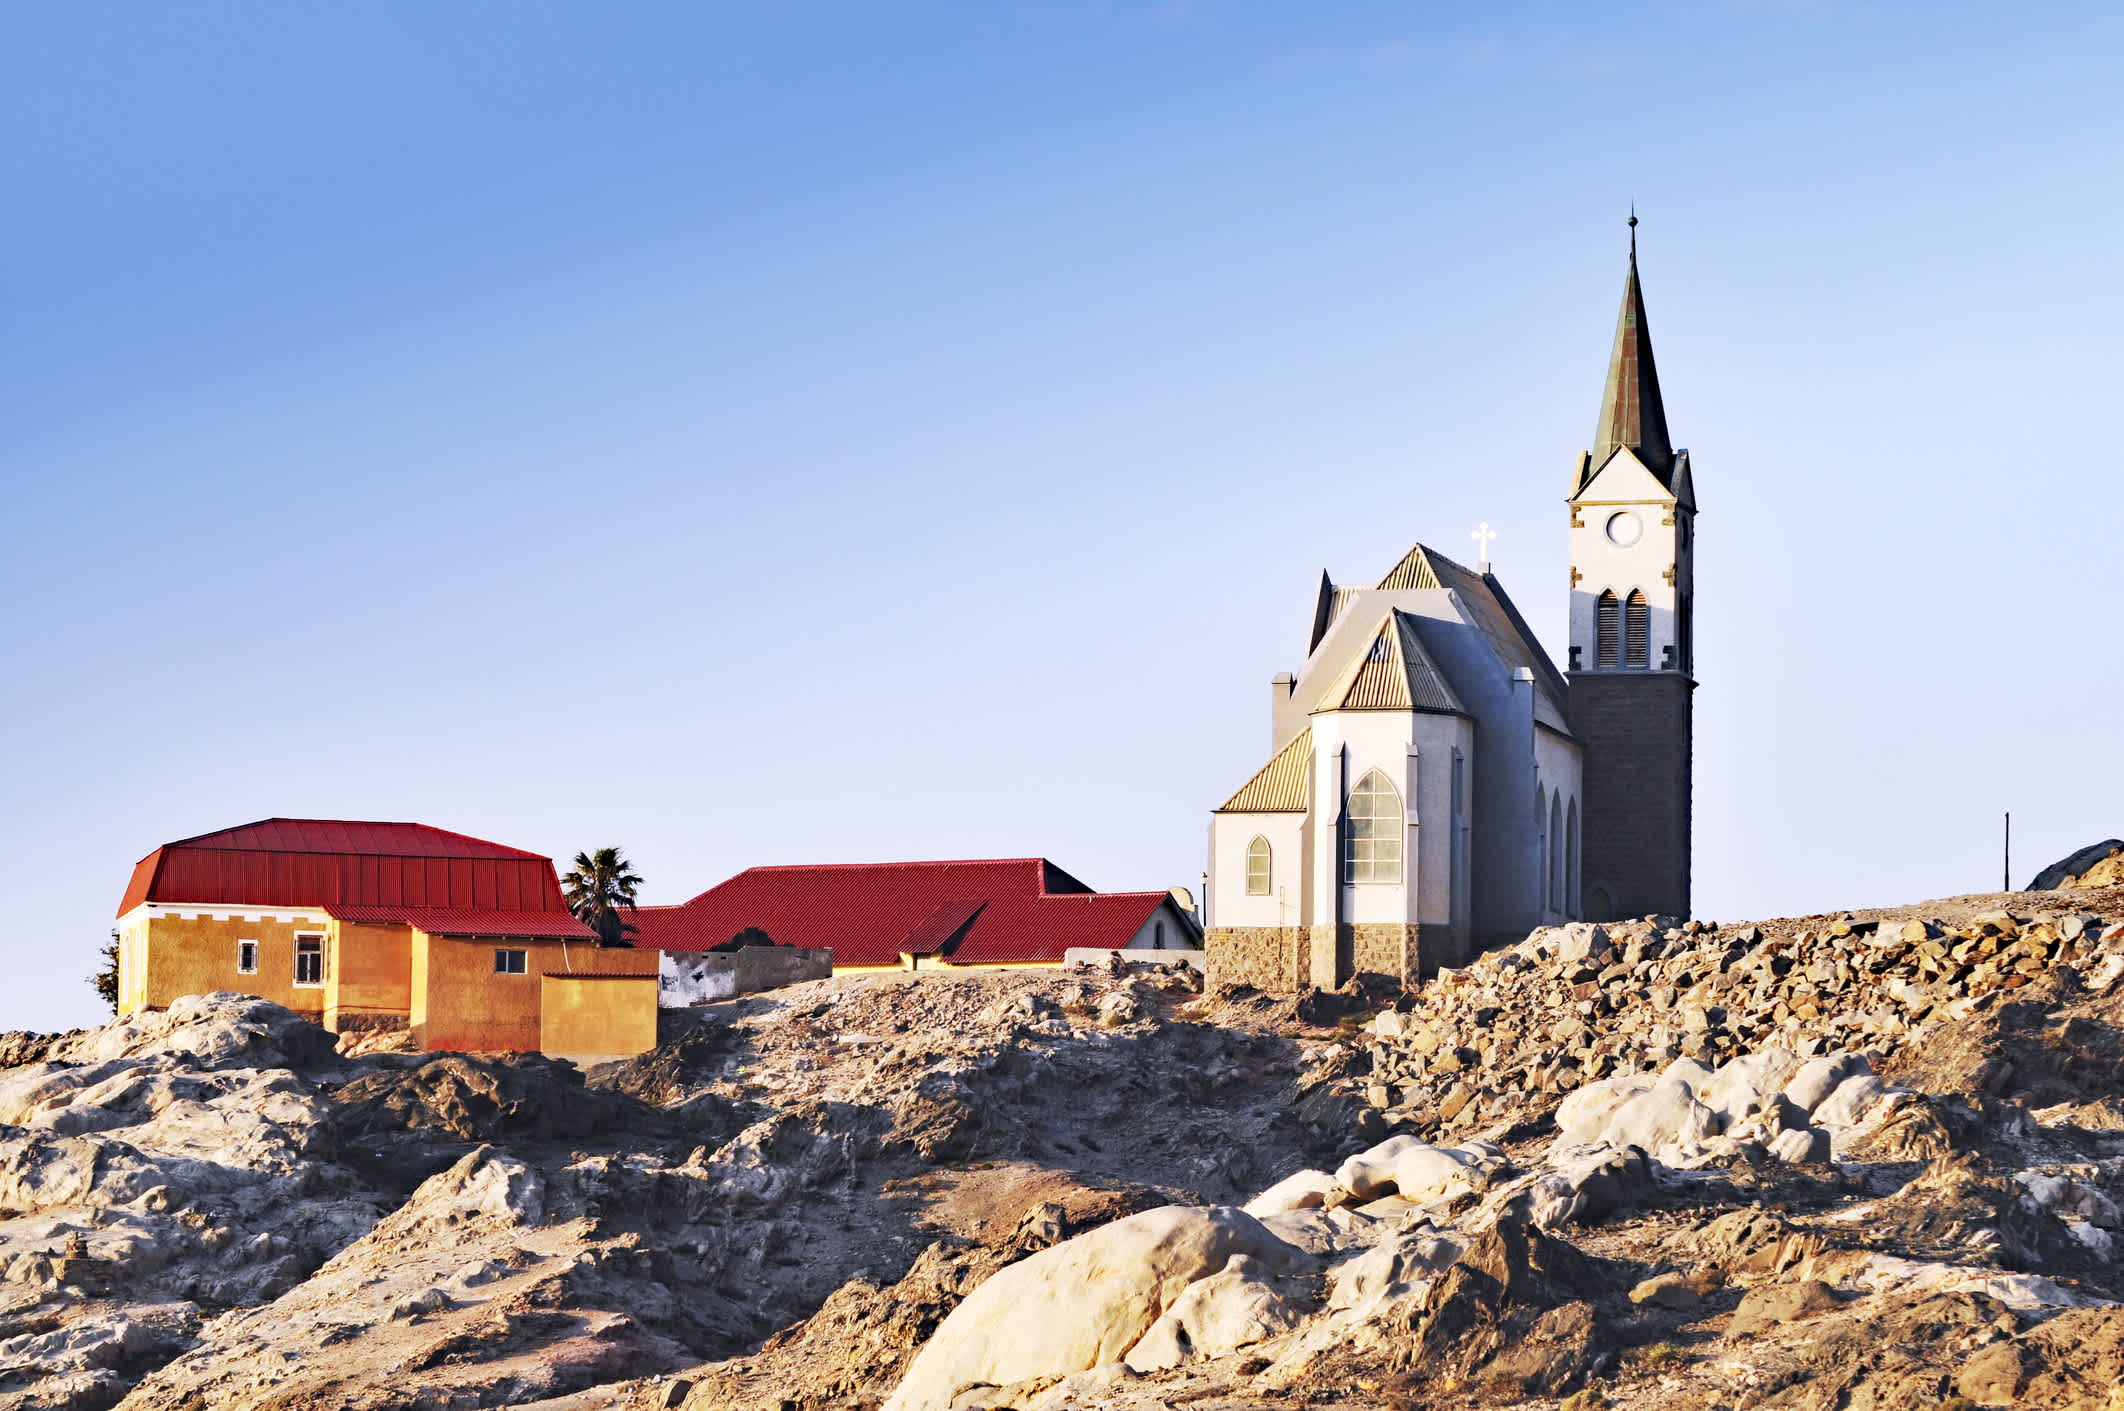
{"left": 2004, "top": 812, "right": 2011, "bottom": 893}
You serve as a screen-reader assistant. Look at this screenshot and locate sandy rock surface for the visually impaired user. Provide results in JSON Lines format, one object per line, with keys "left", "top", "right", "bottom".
{"left": 8, "top": 887, "right": 2124, "bottom": 1409}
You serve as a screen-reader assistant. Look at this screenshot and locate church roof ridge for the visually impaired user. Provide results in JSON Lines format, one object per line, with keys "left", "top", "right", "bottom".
{"left": 1376, "top": 541, "right": 1488, "bottom": 592}
{"left": 1216, "top": 731, "right": 1312, "bottom": 813}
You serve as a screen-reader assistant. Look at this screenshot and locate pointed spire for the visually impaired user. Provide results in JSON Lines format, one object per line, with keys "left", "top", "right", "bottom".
{"left": 1591, "top": 213, "right": 1672, "bottom": 474}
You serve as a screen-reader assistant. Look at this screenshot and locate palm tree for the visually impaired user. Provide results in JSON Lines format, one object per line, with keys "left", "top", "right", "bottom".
{"left": 562, "top": 846, "right": 644, "bottom": 948}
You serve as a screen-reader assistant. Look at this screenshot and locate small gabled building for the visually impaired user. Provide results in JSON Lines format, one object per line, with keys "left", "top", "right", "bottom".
{"left": 115, "top": 818, "right": 659, "bottom": 1055}
{"left": 626, "top": 858, "right": 1199, "bottom": 980}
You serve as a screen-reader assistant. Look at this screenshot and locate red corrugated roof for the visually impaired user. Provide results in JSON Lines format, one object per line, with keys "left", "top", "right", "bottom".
{"left": 623, "top": 858, "right": 1184, "bottom": 966}
{"left": 324, "top": 905, "right": 596, "bottom": 939}
{"left": 119, "top": 818, "right": 569, "bottom": 918}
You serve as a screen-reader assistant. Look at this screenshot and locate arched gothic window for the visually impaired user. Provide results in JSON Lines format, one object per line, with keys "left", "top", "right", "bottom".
{"left": 1566, "top": 797, "right": 1580, "bottom": 919}
{"left": 1595, "top": 591, "right": 1620, "bottom": 667}
{"left": 1245, "top": 836, "right": 1272, "bottom": 896}
{"left": 1624, "top": 590, "right": 1650, "bottom": 668}
{"left": 1343, "top": 769, "right": 1402, "bottom": 883}
{"left": 1535, "top": 785, "right": 1548, "bottom": 906}
{"left": 1550, "top": 794, "right": 1564, "bottom": 910}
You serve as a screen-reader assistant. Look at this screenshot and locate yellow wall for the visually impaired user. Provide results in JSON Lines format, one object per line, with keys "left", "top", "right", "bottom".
{"left": 540, "top": 975, "right": 658, "bottom": 1059}
{"left": 324, "top": 922, "right": 413, "bottom": 1029}
{"left": 412, "top": 933, "right": 658, "bottom": 1053}
{"left": 123, "top": 913, "right": 330, "bottom": 1017}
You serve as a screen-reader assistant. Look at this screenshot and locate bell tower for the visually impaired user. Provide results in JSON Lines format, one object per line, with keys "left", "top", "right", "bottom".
{"left": 1567, "top": 217, "right": 1695, "bottom": 921}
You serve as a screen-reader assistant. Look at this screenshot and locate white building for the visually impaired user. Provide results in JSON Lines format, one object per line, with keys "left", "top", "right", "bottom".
{"left": 1205, "top": 223, "right": 1694, "bottom": 989}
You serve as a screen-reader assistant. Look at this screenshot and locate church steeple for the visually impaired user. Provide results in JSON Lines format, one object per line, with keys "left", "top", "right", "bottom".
{"left": 1591, "top": 215, "right": 1672, "bottom": 474}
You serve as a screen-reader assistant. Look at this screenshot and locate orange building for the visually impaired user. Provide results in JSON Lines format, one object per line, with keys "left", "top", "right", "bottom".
{"left": 115, "top": 818, "right": 658, "bottom": 1057}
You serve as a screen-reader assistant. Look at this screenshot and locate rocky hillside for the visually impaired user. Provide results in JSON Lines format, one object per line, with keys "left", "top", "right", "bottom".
{"left": 2, "top": 881, "right": 2121, "bottom": 1410}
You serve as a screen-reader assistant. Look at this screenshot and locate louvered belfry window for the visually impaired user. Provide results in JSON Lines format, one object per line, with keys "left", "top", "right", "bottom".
{"left": 1595, "top": 591, "right": 1620, "bottom": 667}
{"left": 1624, "top": 590, "right": 1650, "bottom": 668}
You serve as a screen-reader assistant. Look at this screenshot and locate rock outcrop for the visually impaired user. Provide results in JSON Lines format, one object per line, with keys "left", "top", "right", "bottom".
{"left": 11, "top": 895, "right": 2124, "bottom": 1410}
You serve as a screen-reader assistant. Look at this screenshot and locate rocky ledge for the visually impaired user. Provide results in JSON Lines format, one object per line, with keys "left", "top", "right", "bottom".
{"left": 1, "top": 883, "right": 2121, "bottom": 1410}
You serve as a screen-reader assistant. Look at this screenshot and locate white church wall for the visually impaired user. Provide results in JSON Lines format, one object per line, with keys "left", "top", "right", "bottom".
{"left": 1327, "top": 711, "right": 1419, "bottom": 926}
{"left": 1533, "top": 725, "right": 1584, "bottom": 922}
{"left": 1209, "top": 810, "right": 1306, "bottom": 929}
{"left": 1405, "top": 612, "right": 1544, "bottom": 940}
{"left": 1407, "top": 713, "right": 1472, "bottom": 928}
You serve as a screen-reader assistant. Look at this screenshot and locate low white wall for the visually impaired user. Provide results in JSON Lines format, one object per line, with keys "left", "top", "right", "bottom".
{"left": 660, "top": 946, "right": 833, "bottom": 1006}
{"left": 1064, "top": 947, "right": 1206, "bottom": 972}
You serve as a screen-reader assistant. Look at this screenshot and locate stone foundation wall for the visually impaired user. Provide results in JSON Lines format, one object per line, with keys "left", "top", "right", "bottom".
{"left": 1205, "top": 927, "right": 1310, "bottom": 991}
{"left": 1210, "top": 923, "right": 1472, "bottom": 992}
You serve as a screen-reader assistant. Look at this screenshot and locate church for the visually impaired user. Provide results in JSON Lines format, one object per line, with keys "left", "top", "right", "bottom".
{"left": 1204, "top": 224, "right": 1695, "bottom": 992}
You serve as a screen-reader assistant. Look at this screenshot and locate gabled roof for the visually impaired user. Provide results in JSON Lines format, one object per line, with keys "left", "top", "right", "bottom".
{"left": 1387, "top": 546, "right": 1573, "bottom": 736}
{"left": 119, "top": 817, "right": 568, "bottom": 918}
{"left": 1376, "top": 545, "right": 1445, "bottom": 591}
{"left": 623, "top": 858, "right": 1185, "bottom": 966}
{"left": 1320, "top": 612, "right": 1465, "bottom": 715}
{"left": 1217, "top": 730, "right": 1313, "bottom": 813}
{"left": 1308, "top": 573, "right": 1365, "bottom": 655}
{"left": 151, "top": 818, "right": 547, "bottom": 860}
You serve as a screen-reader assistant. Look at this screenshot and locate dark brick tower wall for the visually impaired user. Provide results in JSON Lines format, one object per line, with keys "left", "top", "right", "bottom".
{"left": 1569, "top": 671, "right": 1692, "bottom": 919}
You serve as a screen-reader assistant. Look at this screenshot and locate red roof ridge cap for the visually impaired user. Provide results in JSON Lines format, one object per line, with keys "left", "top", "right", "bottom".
{"left": 737, "top": 857, "right": 1052, "bottom": 873}
{"left": 152, "top": 817, "right": 549, "bottom": 861}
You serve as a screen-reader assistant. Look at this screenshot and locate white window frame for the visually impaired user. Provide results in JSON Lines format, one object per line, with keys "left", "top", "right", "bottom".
{"left": 1244, "top": 836, "right": 1272, "bottom": 896}
{"left": 293, "top": 933, "right": 324, "bottom": 988}
{"left": 1342, "top": 768, "right": 1404, "bottom": 884}
{"left": 494, "top": 948, "right": 528, "bottom": 975}
{"left": 237, "top": 939, "right": 258, "bottom": 975}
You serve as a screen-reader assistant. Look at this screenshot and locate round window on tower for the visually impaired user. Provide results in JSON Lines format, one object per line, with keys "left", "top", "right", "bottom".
{"left": 1605, "top": 510, "right": 1642, "bottom": 547}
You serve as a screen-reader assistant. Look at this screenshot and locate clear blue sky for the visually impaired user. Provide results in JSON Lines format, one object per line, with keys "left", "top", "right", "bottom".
{"left": 5, "top": 3, "right": 2121, "bottom": 1031}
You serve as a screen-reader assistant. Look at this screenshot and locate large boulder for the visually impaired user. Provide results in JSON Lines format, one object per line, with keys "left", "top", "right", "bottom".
{"left": 1599, "top": 1075, "right": 1719, "bottom": 1154}
{"left": 1243, "top": 1169, "right": 1340, "bottom": 1218}
{"left": 2030, "top": 840, "right": 2124, "bottom": 892}
{"left": 1123, "top": 1253, "right": 1306, "bottom": 1371}
{"left": 51, "top": 993, "right": 338, "bottom": 1072}
{"left": 1332, "top": 1138, "right": 1505, "bottom": 1206}
{"left": 1554, "top": 1073, "right": 1657, "bottom": 1145}
{"left": 878, "top": 1206, "right": 1304, "bottom": 1411}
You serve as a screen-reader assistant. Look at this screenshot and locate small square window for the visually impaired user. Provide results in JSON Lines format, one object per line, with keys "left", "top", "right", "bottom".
{"left": 237, "top": 940, "right": 258, "bottom": 975}
{"left": 494, "top": 949, "right": 528, "bottom": 975}
{"left": 294, "top": 935, "right": 323, "bottom": 988}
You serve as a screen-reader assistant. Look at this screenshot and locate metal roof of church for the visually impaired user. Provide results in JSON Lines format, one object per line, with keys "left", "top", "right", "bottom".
{"left": 1217, "top": 731, "right": 1313, "bottom": 813}
{"left": 1579, "top": 223, "right": 1680, "bottom": 496}
{"left": 118, "top": 818, "right": 569, "bottom": 917}
{"left": 623, "top": 858, "right": 1181, "bottom": 966}
{"left": 1326, "top": 612, "right": 1466, "bottom": 715}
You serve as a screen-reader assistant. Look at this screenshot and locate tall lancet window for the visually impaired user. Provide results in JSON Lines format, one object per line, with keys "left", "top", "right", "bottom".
{"left": 1624, "top": 590, "right": 1650, "bottom": 668}
{"left": 1550, "top": 795, "right": 1564, "bottom": 910}
{"left": 1343, "top": 769, "right": 1402, "bottom": 883}
{"left": 1596, "top": 591, "right": 1620, "bottom": 667}
{"left": 1245, "top": 836, "right": 1272, "bottom": 896}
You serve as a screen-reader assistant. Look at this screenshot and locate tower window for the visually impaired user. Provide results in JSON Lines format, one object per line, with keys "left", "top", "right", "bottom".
{"left": 1624, "top": 590, "right": 1649, "bottom": 668}
{"left": 1595, "top": 591, "right": 1619, "bottom": 668}
{"left": 1343, "top": 769, "right": 1402, "bottom": 883}
{"left": 1679, "top": 591, "right": 1692, "bottom": 672}
{"left": 1245, "top": 836, "right": 1272, "bottom": 896}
